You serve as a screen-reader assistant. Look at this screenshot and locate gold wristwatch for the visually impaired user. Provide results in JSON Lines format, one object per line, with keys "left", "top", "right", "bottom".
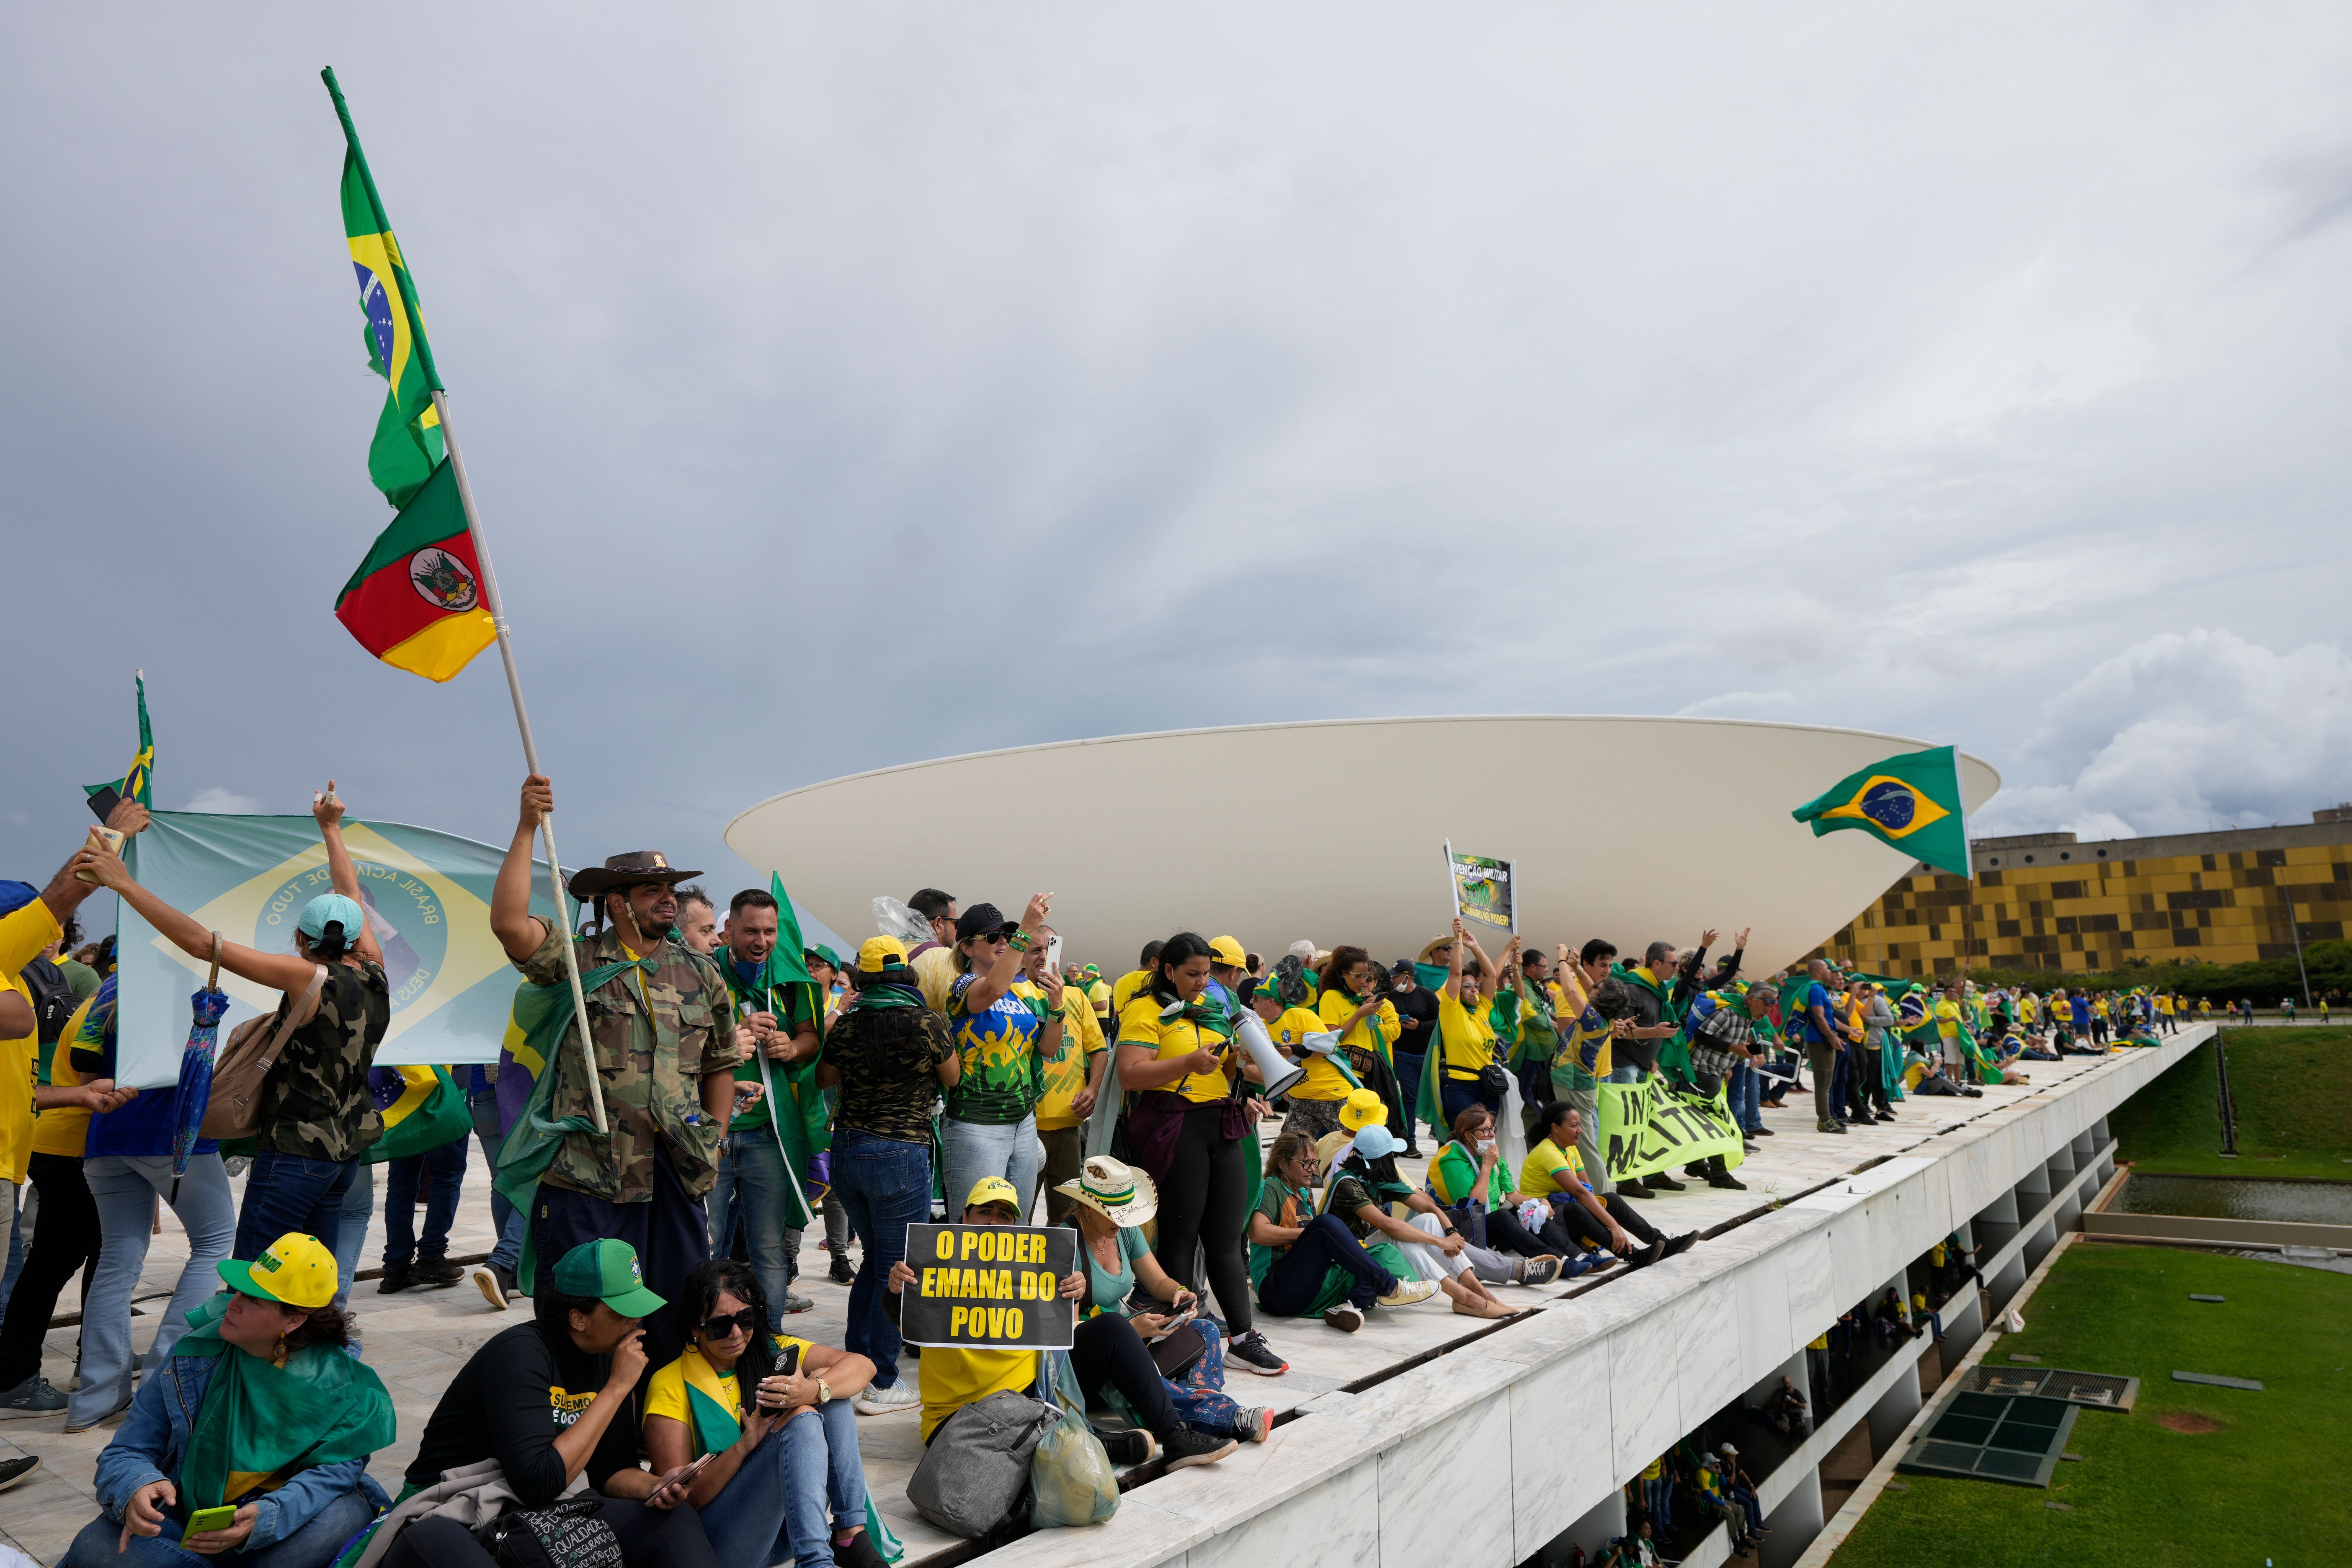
{"left": 817, "top": 1378, "right": 833, "bottom": 1406}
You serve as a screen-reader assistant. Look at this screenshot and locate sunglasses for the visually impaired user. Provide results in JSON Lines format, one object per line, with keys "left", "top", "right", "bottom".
{"left": 696, "top": 1308, "right": 759, "bottom": 1341}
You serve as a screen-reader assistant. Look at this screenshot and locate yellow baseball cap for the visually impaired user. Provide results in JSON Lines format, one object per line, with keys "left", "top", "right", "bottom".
{"left": 1338, "top": 1088, "right": 1389, "bottom": 1132}
{"left": 964, "top": 1176, "right": 1022, "bottom": 1215}
{"left": 1208, "top": 935, "right": 1248, "bottom": 970}
{"left": 857, "top": 936, "right": 908, "bottom": 974}
{"left": 219, "top": 1232, "right": 338, "bottom": 1309}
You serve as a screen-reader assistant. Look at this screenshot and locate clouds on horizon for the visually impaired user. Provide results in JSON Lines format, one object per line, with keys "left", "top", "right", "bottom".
{"left": 2, "top": 5, "right": 2349, "bottom": 902}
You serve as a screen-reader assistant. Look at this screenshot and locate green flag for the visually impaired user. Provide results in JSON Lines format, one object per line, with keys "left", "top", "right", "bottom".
{"left": 84, "top": 671, "right": 154, "bottom": 811}
{"left": 323, "top": 67, "right": 446, "bottom": 509}
{"left": 1790, "top": 744, "right": 1970, "bottom": 877}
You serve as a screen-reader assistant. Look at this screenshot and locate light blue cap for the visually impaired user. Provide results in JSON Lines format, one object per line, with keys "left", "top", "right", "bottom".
{"left": 298, "top": 893, "right": 365, "bottom": 942}
{"left": 1353, "top": 1123, "right": 1400, "bottom": 1159}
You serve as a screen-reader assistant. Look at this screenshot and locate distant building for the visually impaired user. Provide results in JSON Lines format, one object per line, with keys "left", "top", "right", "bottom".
{"left": 1816, "top": 809, "right": 2352, "bottom": 976}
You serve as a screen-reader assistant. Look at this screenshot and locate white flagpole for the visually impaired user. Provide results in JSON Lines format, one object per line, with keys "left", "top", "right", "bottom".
{"left": 430, "top": 389, "right": 606, "bottom": 1134}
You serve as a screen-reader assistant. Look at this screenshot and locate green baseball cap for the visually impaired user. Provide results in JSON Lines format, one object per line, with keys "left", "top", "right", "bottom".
{"left": 549, "top": 1238, "right": 666, "bottom": 1318}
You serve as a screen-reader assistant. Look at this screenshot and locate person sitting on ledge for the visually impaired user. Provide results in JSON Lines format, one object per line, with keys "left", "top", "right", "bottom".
{"left": 1763, "top": 1375, "right": 1809, "bottom": 1436}
{"left": 886, "top": 1178, "right": 1238, "bottom": 1472}
{"left": 643, "top": 1258, "right": 887, "bottom": 1568}
{"left": 1522, "top": 1102, "right": 1690, "bottom": 1268}
{"left": 1314, "top": 1122, "right": 1516, "bottom": 1319}
{"left": 64, "top": 1232, "right": 394, "bottom": 1568}
{"left": 1250, "top": 1129, "right": 1434, "bottom": 1333}
{"left": 1426, "top": 1105, "right": 1568, "bottom": 1284}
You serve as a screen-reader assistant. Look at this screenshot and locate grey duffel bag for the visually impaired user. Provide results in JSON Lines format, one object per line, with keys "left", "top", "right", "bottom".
{"left": 905, "top": 1388, "right": 1062, "bottom": 1538}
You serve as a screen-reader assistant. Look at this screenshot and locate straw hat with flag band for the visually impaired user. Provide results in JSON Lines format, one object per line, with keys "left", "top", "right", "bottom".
{"left": 1055, "top": 1156, "right": 1158, "bottom": 1228}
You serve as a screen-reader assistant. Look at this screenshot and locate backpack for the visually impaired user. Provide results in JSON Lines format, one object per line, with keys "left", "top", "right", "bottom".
{"left": 19, "top": 957, "right": 80, "bottom": 1045}
{"left": 201, "top": 963, "right": 327, "bottom": 1142}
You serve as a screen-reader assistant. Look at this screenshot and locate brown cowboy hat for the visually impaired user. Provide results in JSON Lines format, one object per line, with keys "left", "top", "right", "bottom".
{"left": 566, "top": 851, "right": 702, "bottom": 902}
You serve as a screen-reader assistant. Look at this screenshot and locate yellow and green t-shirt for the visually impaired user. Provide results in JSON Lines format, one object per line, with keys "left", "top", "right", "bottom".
{"left": 1027, "top": 983, "right": 1106, "bottom": 1132}
{"left": 1117, "top": 995, "right": 1231, "bottom": 1104}
{"left": 919, "top": 1344, "right": 1040, "bottom": 1444}
{"left": 1269, "top": 1004, "right": 1347, "bottom": 1101}
{"left": 1519, "top": 1136, "right": 1586, "bottom": 1200}
{"left": 1437, "top": 991, "right": 1498, "bottom": 1082}
{"left": 1315, "top": 989, "right": 1400, "bottom": 1064}
{"left": 645, "top": 1333, "right": 817, "bottom": 1432}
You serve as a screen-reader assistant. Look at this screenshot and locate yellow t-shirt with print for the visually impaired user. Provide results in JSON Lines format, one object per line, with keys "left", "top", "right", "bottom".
{"left": 1270, "top": 1005, "right": 1349, "bottom": 1101}
{"left": 1315, "top": 989, "right": 1400, "bottom": 1063}
{"left": 644, "top": 1333, "right": 817, "bottom": 1435}
{"left": 1029, "top": 983, "right": 1107, "bottom": 1131}
{"left": 1111, "top": 970, "right": 1151, "bottom": 1017}
{"left": 919, "top": 1344, "right": 1040, "bottom": 1444}
{"left": 1437, "top": 991, "right": 1497, "bottom": 1081}
{"left": 1519, "top": 1136, "right": 1585, "bottom": 1200}
{"left": 1117, "top": 995, "right": 1230, "bottom": 1104}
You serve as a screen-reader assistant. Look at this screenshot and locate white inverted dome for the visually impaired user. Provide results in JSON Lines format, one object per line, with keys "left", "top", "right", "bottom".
{"left": 726, "top": 716, "right": 1999, "bottom": 977}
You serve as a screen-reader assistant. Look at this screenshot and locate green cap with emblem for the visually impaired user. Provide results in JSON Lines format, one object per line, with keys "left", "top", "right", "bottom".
{"left": 550, "top": 1238, "right": 667, "bottom": 1318}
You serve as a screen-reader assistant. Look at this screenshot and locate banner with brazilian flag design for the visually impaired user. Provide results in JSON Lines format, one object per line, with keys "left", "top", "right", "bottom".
{"left": 361, "top": 1063, "right": 472, "bottom": 1163}
{"left": 1791, "top": 745, "right": 1972, "bottom": 877}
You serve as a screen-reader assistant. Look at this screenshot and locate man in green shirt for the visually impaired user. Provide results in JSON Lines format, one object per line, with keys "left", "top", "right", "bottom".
{"left": 709, "top": 888, "right": 822, "bottom": 1323}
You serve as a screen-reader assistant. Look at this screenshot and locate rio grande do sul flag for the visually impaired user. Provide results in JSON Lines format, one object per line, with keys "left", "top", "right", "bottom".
{"left": 333, "top": 458, "right": 495, "bottom": 680}
{"left": 1790, "top": 744, "right": 1972, "bottom": 877}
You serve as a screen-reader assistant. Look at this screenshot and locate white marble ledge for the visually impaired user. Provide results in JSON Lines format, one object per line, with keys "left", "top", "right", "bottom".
{"left": 967, "top": 1488, "right": 1207, "bottom": 1568}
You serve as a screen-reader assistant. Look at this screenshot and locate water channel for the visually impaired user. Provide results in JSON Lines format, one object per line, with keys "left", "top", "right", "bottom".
{"left": 2115, "top": 1173, "right": 2352, "bottom": 1225}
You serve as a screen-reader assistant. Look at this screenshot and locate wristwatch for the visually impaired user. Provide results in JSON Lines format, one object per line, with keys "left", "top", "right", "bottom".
{"left": 816, "top": 1379, "right": 833, "bottom": 1406}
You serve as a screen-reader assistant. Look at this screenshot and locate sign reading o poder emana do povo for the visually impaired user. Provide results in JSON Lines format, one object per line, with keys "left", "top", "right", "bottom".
{"left": 900, "top": 1224, "right": 1078, "bottom": 1350}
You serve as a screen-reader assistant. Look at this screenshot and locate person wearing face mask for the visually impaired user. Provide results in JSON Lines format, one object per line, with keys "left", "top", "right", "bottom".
{"left": 489, "top": 776, "right": 746, "bottom": 1378}
{"left": 1425, "top": 1107, "right": 1567, "bottom": 1283}
{"left": 1389, "top": 952, "right": 1442, "bottom": 1150}
{"left": 1315, "top": 1124, "right": 1514, "bottom": 1320}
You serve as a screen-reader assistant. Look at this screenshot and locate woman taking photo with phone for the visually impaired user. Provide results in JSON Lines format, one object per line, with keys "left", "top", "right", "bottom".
{"left": 643, "top": 1259, "right": 885, "bottom": 1568}
{"left": 1061, "top": 1157, "right": 1271, "bottom": 1444}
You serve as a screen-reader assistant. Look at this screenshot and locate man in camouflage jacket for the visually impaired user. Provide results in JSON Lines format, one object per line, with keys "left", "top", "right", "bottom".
{"left": 491, "top": 775, "right": 746, "bottom": 1370}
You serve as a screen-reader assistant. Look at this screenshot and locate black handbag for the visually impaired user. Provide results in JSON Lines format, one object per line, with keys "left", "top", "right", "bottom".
{"left": 474, "top": 1498, "right": 624, "bottom": 1568}
{"left": 1475, "top": 1061, "right": 1512, "bottom": 1097}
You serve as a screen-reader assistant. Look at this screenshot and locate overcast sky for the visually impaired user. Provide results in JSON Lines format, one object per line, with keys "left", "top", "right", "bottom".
{"left": 6, "top": 5, "right": 2350, "bottom": 931}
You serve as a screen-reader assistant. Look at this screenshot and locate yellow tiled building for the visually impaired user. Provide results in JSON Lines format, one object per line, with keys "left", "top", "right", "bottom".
{"left": 1816, "top": 815, "right": 2352, "bottom": 977}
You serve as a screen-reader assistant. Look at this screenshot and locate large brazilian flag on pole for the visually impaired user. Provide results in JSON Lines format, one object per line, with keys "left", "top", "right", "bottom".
{"left": 113, "top": 812, "right": 558, "bottom": 1089}
{"left": 1791, "top": 745, "right": 1972, "bottom": 877}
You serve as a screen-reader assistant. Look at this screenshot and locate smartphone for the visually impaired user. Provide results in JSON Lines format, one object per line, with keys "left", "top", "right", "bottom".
{"left": 186, "top": 1506, "right": 238, "bottom": 1535}
{"left": 775, "top": 1343, "right": 802, "bottom": 1378}
{"left": 73, "top": 826, "right": 125, "bottom": 884}
{"left": 664, "top": 1451, "right": 718, "bottom": 1493}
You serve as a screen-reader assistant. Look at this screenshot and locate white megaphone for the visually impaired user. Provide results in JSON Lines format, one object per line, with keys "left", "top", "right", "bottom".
{"left": 1234, "top": 1008, "right": 1305, "bottom": 1099}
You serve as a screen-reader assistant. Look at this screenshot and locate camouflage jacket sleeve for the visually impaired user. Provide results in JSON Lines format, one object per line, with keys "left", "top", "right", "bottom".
{"left": 515, "top": 921, "right": 575, "bottom": 987}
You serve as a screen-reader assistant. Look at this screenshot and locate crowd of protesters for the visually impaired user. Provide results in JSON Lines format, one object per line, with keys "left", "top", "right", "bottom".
{"left": 0, "top": 774, "right": 2172, "bottom": 1563}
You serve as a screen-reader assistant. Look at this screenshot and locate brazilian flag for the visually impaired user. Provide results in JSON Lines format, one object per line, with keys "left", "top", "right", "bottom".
{"left": 324, "top": 67, "right": 445, "bottom": 508}
{"left": 83, "top": 671, "right": 155, "bottom": 812}
{"left": 1791, "top": 745, "right": 1971, "bottom": 877}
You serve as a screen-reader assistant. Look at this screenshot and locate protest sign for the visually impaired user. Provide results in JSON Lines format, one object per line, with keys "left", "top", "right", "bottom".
{"left": 1596, "top": 1077, "right": 1746, "bottom": 1183}
{"left": 1444, "top": 841, "right": 1517, "bottom": 934}
{"left": 900, "top": 1224, "right": 1078, "bottom": 1350}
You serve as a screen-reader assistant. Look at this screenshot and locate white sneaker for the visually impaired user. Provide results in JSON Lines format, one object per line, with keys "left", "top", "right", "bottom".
{"left": 854, "top": 1380, "right": 921, "bottom": 1416}
{"left": 1323, "top": 1302, "right": 1365, "bottom": 1333}
{"left": 1375, "top": 1279, "right": 1439, "bottom": 1308}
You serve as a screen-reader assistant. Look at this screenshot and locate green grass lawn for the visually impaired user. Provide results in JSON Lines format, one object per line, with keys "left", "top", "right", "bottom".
{"left": 2105, "top": 1026, "right": 2352, "bottom": 1178}
{"left": 1828, "top": 1246, "right": 2351, "bottom": 1568}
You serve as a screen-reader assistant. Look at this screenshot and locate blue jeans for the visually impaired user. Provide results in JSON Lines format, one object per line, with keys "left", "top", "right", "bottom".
{"left": 383, "top": 1136, "right": 467, "bottom": 1265}
{"left": 696, "top": 1398, "right": 868, "bottom": 1568}
{"left": 70, "top": 1155, "right": 237, "bottom": 1428}
{"left": 711, "top": 1130, "right": 795, "bottom": 1330}
{"left": 329, "top": 1165, "right": 375, "bottom": 1325}
{"left": 469, "top": 1090, "right": 525, "bottom": 1274}
{"left": 0, "top": 1181, "right": 21, "bottom": 1317}
{"left": 1439, "top": 1078, "right": 1501, "bottom": 1132}
{"left": 831, "top": 1128, "right": 931, "bottom": 1389}
{"left": 1730, "top": 1062, "right": 1762, "bottom": 1134}
{"left": 938, "top": 1114, "right": 1040, "bottom": 1227}
{"left": 1392, "top": 1051, "right": 1424, "bottom": 1137}
{"left": 233, "top": 1151, "right": 358, "bottom": 1262}
{"left": 63, "top": 1485, "right": 379, "bottom": 1568}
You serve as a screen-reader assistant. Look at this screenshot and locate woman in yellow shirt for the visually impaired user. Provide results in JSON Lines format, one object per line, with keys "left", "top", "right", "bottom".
{"left": 1252, "top": 982, "right": 1353, "bottom": 1142}
{"left": 1114, "top": 934, "right": 1287, "bottom": 1377}
{"left": 1315, "top": 946, "right": 1406, "bottom": 1150}
{"left": 1434, "top": 918, "right": 1506, "bottom": 1130}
